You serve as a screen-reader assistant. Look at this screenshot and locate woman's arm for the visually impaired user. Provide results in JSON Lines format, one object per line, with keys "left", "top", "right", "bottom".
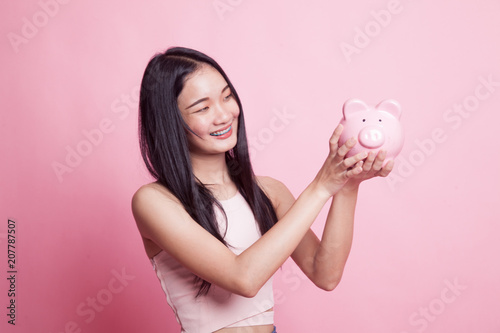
{"left": 288, "top": 150, "right": 394, "bottom": 290}
{"left": 132, "top": 125, "right": 365, "bottom": 298}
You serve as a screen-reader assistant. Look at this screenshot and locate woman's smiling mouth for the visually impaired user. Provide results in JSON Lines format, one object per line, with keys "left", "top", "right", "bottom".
{"left": 210, "top": 125, "right": 232, "bottom": 137}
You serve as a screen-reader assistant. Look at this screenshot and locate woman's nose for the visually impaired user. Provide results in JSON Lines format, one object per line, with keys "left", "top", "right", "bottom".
{"left": 214, "top": 103, "right": 232, "bottom": 123}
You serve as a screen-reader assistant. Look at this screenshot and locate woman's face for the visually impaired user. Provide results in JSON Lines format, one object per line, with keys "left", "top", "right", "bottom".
{"left": 177, "top": 65, "right": 240, "bottom": 156}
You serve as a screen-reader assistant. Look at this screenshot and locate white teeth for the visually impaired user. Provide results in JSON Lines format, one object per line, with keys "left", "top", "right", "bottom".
{"left": 210, "top": 126, "right": 231, "bottom": 136}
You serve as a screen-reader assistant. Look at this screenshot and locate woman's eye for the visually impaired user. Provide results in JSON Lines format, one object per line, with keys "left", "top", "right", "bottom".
{"left": 196, "top": 106, "right": 209, "bottom": 113}
{"left": 224, "top": 93, "right": 233, "bottom": 101}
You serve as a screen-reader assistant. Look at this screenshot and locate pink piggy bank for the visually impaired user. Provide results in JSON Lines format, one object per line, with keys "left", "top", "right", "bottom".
{"left": 339, "top": 98, "right": 404, "bottom": 160}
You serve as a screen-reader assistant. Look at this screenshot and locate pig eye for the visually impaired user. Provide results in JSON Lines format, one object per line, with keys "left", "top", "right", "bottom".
{"left": 379, "top": 119, "right": 382, "bottom": 122}
{"left": 362, "top": 119, "right": 366, "bottom": 122}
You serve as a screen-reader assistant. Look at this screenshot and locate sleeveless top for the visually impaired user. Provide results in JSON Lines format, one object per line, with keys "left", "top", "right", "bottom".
{"left": 150, "top": 192, "right": 275, "bottom": 333}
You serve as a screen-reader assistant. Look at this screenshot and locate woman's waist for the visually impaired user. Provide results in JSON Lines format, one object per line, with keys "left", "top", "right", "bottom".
{"left": 213, "top": 308, "right": 274, "bottom": 333}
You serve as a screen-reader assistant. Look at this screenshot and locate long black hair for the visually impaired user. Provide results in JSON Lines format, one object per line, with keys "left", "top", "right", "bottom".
{"left": 138, "top": 47, "right": 278, "bottom": 296}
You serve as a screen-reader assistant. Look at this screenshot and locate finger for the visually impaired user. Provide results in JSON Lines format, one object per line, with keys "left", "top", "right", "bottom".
{"left": 336, "top": 137, "right": 357, "bottom": 158}
{"left": 347, "top": 160, "right": 363, "bottom": 172}
{"left": 354, "top": 160, "right": 364, "bottom": 169}
{"left": 378, "top": 159, "right": 394, "bottom": 177}
{"left": 341, "top": 150, "right": 367, "bottom": 169}
{"left": 345, "top": 161, "right": 364, "bottom": 178}
{"left": 329, "top": 124, "right": 344, "bottom": 147}
{"left": 328, "top": 124, "right": 344, "bottom": 156}
{"left": 362, "top": 151, "right": 376, "bottom": 171}
{"left": 372, "top": 150, "right": 387, "bottom": 171}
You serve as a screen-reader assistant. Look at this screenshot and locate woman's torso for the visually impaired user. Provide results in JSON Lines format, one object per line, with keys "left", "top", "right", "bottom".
{"left": 141, "top": 182, "right": 275, "bottom": 333}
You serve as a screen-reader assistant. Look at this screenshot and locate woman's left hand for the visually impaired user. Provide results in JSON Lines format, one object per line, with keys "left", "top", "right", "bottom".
{"left": 342, "top": 150, "right": 394, "bottom": 190}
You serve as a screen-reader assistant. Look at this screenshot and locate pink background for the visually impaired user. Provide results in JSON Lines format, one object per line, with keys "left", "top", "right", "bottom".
{"left": 1, "top": 0, "right": 499, "bottom": 332}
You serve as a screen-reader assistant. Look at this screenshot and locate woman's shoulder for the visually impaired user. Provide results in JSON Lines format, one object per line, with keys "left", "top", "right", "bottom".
{"left": 131, "top": 182, "right": 180, "bottom": 215}
{"left": 256, "top": 176, "right": 295, "bottom": 218}
{"left": 256, "top": 176, "right": 294, "bottom": 202}
{"left": 131, "top": 182, "right": 189, "bottom": 242}
{"left": 256, "top": 175, "right": 287, "bottom": 193}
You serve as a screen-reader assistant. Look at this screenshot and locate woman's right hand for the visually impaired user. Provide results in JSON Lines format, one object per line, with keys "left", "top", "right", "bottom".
{"left": 312, "top": 124, "right": 368, "bottom": 198}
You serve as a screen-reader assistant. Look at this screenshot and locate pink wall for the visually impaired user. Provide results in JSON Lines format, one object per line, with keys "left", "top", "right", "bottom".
{"left": 1, "top": 0, "right": 499, "bottom": 332}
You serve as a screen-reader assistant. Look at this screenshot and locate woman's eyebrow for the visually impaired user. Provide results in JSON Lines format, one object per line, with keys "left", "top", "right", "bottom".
{"left": 185, "top": 85, "right": 230, "bottom": 110}
{"left": 186, "top": 97, "right": 209, "bottom": 110}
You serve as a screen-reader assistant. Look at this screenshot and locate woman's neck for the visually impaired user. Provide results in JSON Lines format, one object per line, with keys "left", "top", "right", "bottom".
{"left": 190, "top": 152, "right": 231, "bottom": 186}
{"left": 190, "top": 152, "right": 238, "bottom": 200}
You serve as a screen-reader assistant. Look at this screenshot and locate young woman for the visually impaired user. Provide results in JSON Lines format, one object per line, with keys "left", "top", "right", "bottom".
{"left": 132, "top": 47, "right": 393, "bottom": 333}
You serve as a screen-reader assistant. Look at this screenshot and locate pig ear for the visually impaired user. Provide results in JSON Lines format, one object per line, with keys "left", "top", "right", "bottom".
{"left": 342, "top": 98, "right": 369, "bottom": 119}
{"left": 376, "top": 99, "right": 402, "bottom": 119}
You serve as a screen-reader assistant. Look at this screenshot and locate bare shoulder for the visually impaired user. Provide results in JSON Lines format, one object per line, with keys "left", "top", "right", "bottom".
{"left": 256, "top": 176, "right": 295, "bottom": 213}
{"left": 256, "top": 176, "right": 289, "bottom": 196}
{"left": 132, "top": 182, "right": 176, "bottom": 204}
{"left": 131, "top": 183, "right": 181, "bottom": 231}
{"left": 132, "top": 182, "right": 173, "bottom": 209}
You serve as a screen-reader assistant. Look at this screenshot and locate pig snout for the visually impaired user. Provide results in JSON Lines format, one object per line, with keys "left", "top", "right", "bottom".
{"left": 358, "top": 126, "right": 385, "bottom": 149}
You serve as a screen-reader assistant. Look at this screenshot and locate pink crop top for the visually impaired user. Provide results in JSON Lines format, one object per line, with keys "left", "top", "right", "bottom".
{"left": 150, "top": 192, "right": 275, "bottom": 333}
